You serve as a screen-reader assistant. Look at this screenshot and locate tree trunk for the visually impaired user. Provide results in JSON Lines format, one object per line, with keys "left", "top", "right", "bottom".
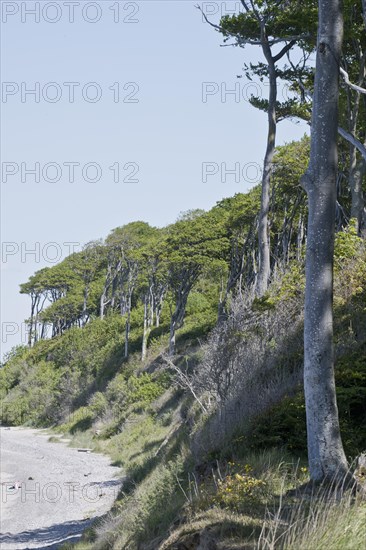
{"left": 28, "top": 293, "right": 37, "bottom": 347}
{"left": 142, "top": 300, "right": 149, "bottom": 361}
{"left": 345, "top": 48, "right": 366, "bottom": 235}
{"left": 141, "top": 289, "right": 153, "bottom": 361}
{"left": 100, "top": 290, "right": 106, "bottom": 319}
{"left": 169, "top": 317, "right": 176, "bottom": 356}
{"left": 302, "top": 0, "right": 349, "bottom": 483}
{"left": 256, "top": 39, "right": 277, "bottom": 296}
{"left": 350, "top": 157, "right": 366, "bottom": 233}
{"left": 82, "top": 285, "right": 89, "bottom": 327}
{"left": 100, "top": 265, "right": 112, "bottom": 319}
{"left": 169, "top": 291, "right": 189, "bottom": 356}
{"left": 124, "top": 291, "right": 132, "bottom": 359}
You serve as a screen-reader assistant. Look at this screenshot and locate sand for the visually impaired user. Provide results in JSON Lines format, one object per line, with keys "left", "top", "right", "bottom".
{"left": 0, "top": 427, "right": 122, "bottom": 549}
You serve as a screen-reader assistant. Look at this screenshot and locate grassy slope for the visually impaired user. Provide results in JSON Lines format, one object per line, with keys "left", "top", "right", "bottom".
{"left": 1, "top": 236, "right": 365, "bottom": 549}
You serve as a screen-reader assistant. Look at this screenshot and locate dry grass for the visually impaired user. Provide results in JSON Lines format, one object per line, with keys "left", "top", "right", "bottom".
{"left": 258, "top": 485, "right": 366, "bottom": 549}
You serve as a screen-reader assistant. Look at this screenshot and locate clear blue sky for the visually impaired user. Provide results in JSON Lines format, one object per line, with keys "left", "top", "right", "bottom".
{"left": 1, "top": 0, "right": 308, "bottom": 356}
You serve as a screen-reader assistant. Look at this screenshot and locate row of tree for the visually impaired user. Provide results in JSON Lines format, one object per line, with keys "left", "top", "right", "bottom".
{"left": 201, "top": 0, "right": 365, "bottom": 486}
{"left": 21, "top": 141, "right": 311, "bottom": 357}
{"left": 20, "top": 123, "right": 360, "bottom": 364}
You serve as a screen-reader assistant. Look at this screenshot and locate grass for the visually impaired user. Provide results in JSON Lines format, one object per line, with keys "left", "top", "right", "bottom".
{"left": 160, "top": 508, "right": 263, "bottom": 549}
{"left": 58, "top": 378, "right": 364, "bottom": 550}
{"left": 258, "top": 485, "right": 366, "bottom": 549}
{"left": 155, "top": 449, "right": 365, "bottom": 550}
{"left": 67, "top": 430, "right": 102, "bottom": 452}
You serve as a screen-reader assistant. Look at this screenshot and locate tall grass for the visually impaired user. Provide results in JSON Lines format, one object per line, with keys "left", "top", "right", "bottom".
{"left": 258, "top": 475, "right": 366, "bottom": 550}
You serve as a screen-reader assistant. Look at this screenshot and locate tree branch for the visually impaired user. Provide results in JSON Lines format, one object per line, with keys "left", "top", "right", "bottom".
{"left": 338, "top": 127, "right": 366, "bottom": 161}
{"left": 340, "top": 67, "right": 366, "bottom": 95}
{"left": 164, "top": 354, "right": 208, "bottom": 414}
{"left": 273, "top": 40, "right": 296, "bottom": 62}
{"left": 196, "top": 5, "right": 309, "bottom": 47}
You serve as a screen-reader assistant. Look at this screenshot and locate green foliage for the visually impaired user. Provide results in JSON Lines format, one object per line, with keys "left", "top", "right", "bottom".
{"left": 248, "top": 345, "right": 366, "bottom": 459}
{"left": 126, "top": 373, "right": 167, "bottom": 408}
{"left": 334, "top": 219, "right": 364, "bottom": 263}
{"left": 220, "top": 2, "right": 317, "bottom": 45}
{"left": 214, "top": 463, "right": 268, "bottom": 511}
{"left": 1, "top": 360, "right": 60, "bottom": 426}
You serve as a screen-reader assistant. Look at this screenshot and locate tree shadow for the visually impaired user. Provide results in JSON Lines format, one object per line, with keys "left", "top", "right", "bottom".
{"left": 0, "top": 518, "right": 94, "bottom": 550}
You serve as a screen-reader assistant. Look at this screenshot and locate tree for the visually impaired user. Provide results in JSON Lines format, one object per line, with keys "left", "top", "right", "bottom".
{"left": 301, "top": 0, "right": 349, "bottom": 482}
{"left": 101, "top": 222, "right": 157, "bottom": 358}
{"left": 67, "top": 241, "right": 104, "bottom": 327}
{"left": 138, "top": 229, "right": 168, "bottom": 360}
{"left": 215, "top": 190, "right": 260, "bottom": 319}
{"left": 274, "top": 0, "right": 366, "bottom": 234}
{"left": 20, "top": 269, "right": 49, "bottom": 346}
{"left": 165, "top": 209, "right": 229, "bottom": 355}
{"left": 20, "top": 263, "right": 78, "bottom": 342}
{"left": 200, "top": 0, "right": 315, "bottom": 295}
{"left": 338, "top": 2, "right": 366, "bottom": 235}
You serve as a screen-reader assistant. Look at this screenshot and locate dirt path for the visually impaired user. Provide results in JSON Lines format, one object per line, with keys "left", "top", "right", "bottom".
{"left": 0, "top": 427, "right": 121, "bottom": 549}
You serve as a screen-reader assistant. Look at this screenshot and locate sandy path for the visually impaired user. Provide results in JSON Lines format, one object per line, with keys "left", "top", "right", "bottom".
{"left": 0, "top": 427, "right": 122, "bottom": 549}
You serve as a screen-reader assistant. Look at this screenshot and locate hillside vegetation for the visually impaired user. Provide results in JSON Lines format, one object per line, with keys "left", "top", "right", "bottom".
{"left": 1, "top": 135, "right": 366, "bottom": 549}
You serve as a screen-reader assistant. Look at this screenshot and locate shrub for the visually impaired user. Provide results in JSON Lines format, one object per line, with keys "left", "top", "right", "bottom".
{"left": 214, "top": 463, "right": 267, "bottom": 511}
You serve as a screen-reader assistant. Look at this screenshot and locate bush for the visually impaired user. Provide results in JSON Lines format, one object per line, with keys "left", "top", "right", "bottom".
{"left": 214, "top": 463, "right": 267, "bottom": 511}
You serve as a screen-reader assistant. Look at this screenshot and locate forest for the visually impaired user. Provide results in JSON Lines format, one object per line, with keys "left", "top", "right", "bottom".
{"left": 1, "top": 0, "right": 366, "bottom": 548}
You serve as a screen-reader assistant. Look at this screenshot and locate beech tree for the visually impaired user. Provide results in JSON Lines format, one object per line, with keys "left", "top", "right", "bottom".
{"left": 20, "top": 264, "right": 78, "bottom": 342}
{"left": 68, "top": 241, "right": 104, "bottom": 327}
{"left": 301, "top": 0, "right": 350, "bottom": 482}
{"left": 138, "top": 230, "right": 168, "bottom": 360}
{"left": 200, "top": 0, "right": 315, "bottom": 295}
{"left": 100, "top": 222, "right": 156, "bottom": 358}
{"left": 20, "top": 269, "right": 49, "bottom": 346}
{"left": 165, "top": 209, "right": 228, "bottom": 355}
{"left": 337, "top": 2, "right": 366, "bottom": 235}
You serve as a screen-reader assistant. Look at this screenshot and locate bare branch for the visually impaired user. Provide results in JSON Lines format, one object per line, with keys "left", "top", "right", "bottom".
{"left": 273, "top": 40, "right": 296, "bottom": 63}
{"left": 163, "top": 354, "right": 208, "bottom": 414}
{"left": 338, "top": 127, "right": 366, "bottom": 161}
{"left": 196, "top": 5, "right": 310, "bottom": 47}
{"left": 240, "top": 0, "right": 251, "bottom": 12}
{"left": 340, "top": 67, "right": 366, "bottom": 95}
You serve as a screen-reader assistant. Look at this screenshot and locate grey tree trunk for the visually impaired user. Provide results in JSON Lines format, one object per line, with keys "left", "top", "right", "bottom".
{"left": 124, "top": 291, "right": 132, "bottom": 359}
{"left": 350, "top": 157, "right": 366, "bottom": 232}
{"left": 28, "top": 292, "right": 37, "bottom": 347}
{"left": 345, "top": 48, "right": 366, "bottom": 235}
{"left": 255, "top": 36, "right": 277, "bottom": 297}
{"left": 302, "top": 0, "right": 349, "bottom": 482}
{"left": 169, "top": 318, "right": 177, "bottom": 356}
{"left": 169, "top": 289, "right": 190, "bottom": 356}
{"left": 141, "top": 287, "right": 153, "bottom": 361}
{"left": 82, "top": 285, "right": 89, "bottom": 327}
{"left": 142, "top": 300, "right": 149, "bottom": 361}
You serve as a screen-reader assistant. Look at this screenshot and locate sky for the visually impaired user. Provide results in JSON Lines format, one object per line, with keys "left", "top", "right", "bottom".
{"left": 1, "top": 0, "right": 309, "bottom": 356}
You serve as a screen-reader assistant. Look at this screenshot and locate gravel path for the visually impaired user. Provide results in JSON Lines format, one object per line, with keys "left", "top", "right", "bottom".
{"left": 0, "top": 427, "right": 122, "bottom": 549}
